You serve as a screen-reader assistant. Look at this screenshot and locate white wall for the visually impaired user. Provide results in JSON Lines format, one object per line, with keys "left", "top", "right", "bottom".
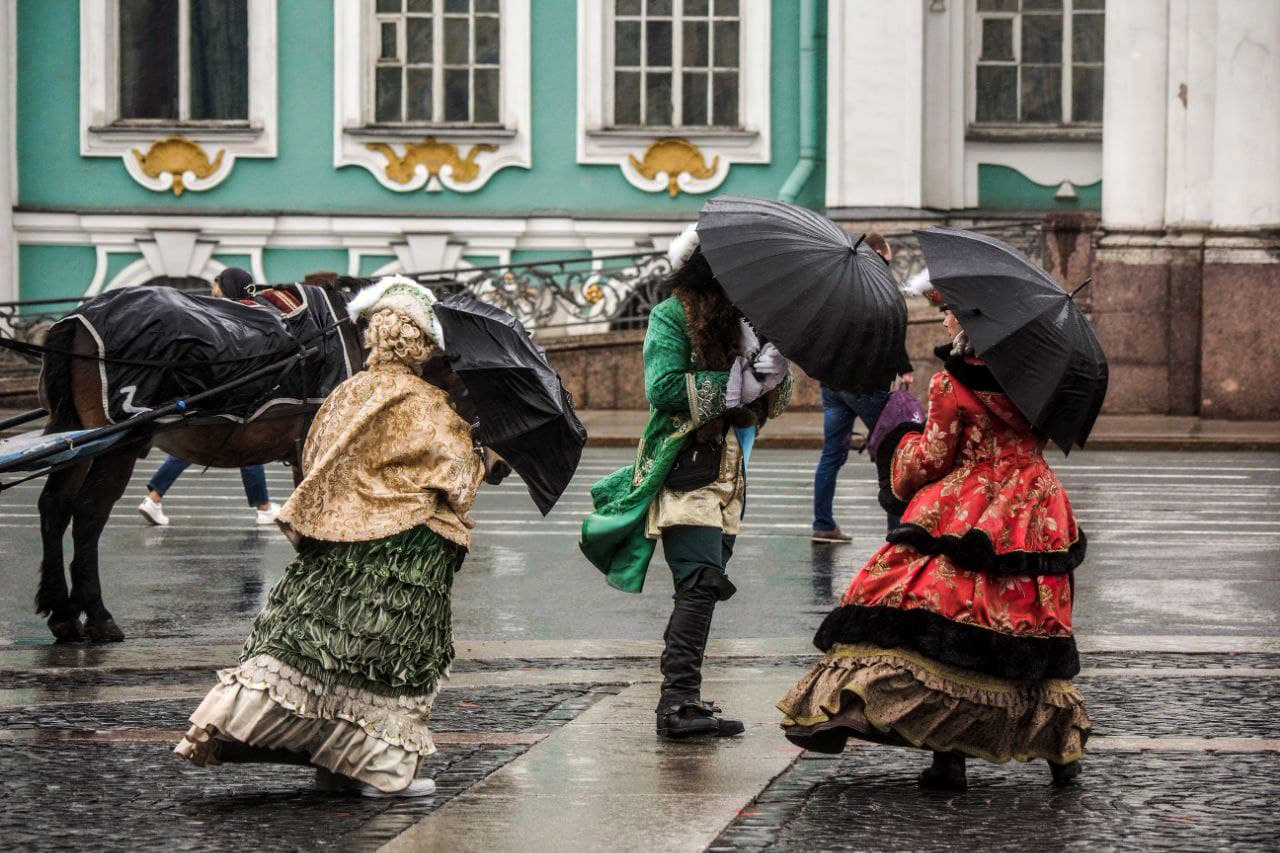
{"left": 825, "top": 0, "right": 924, "bottom": 209}
{"left": 1101, "top": 0, "right": 1170, "bottom": 229}
{"left": 1210, "top": 0, "right": 1280, "bottom": 228}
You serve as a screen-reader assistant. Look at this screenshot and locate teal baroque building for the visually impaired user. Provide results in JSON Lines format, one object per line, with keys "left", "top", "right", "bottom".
{"left": 2, "top": 1, "right": 1278, "bottom": 417}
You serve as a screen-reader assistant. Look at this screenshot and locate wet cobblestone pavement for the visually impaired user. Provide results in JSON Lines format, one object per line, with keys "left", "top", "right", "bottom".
{"left": 0, "top": 684, "right": 621, "bottom": 852}
{"left": 710, "top": 750, "right": 1280, "bottom": 852}
{"left": 0, "top": 740, "right": 525, "bottom": 852}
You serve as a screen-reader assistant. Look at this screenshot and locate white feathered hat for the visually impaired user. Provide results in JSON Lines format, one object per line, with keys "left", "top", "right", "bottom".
{"left": 346, "top": 274, "right": 446, "bottom": 348}
{"left": 902, "top": 268, "right": 945, "bottom": 307}
{"left": 666, "top": 222, "right": 700, "bottom": 272}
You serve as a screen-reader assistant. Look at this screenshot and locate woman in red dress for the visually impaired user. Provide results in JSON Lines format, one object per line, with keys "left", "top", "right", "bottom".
{"left": 778, "top": 304, "right": 1090, "bottom": 790}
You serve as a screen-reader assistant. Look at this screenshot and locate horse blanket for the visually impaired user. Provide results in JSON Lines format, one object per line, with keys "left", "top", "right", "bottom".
{"left": 40, "top": 284, "right": 355, "bottom": 428}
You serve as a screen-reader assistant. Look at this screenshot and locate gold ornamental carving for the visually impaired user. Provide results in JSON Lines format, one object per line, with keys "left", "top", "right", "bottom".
{"left": 131, "top": 137, "right": 225, "bottom": 196}
{"left": 366, "top": 138, "right": 499, "bottom": 186}
{"left": 628, "top": 138, "right": 720, "bottom": 197}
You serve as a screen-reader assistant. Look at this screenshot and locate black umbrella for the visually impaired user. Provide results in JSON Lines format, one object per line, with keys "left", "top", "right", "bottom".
{"left": 915, "top": 226, "right": 1108, "bottom": 454}
{"left": 433, "top": 294, "right": 587, "bottom": 514}
{"left": 697, "top": 195, "right": 907, "bottom": 393}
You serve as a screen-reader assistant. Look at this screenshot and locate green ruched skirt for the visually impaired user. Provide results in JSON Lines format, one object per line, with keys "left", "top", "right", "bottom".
{"left": 241, "top": 525, "right": 464, "bottom": 699}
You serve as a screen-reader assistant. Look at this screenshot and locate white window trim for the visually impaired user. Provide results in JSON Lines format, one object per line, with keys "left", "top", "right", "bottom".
{"left": 577, "top": 0, "right": 770, "bottom": 195}
{"left": 334, "top": 0, "right": 531, "bottom": 193}
{"left": 966, "top": 0, "right": 1103, "bottom": 140}
{"left": 80, "top": 0, "right": 278, "bottom": 194}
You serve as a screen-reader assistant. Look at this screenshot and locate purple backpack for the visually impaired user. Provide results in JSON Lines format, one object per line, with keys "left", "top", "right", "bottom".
{"left": 868, "top": 389, "right": 926, "bottom": 459}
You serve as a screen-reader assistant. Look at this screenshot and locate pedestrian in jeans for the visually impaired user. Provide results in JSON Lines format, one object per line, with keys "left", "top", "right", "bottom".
{"left": 811, "top": 233, "right": 913, "bottom": 544}
{"left": 139, "top": 456, "right": 278, "bottom": 526}
{"left": 136, "top": 268, "right": 279, "bottom": 527}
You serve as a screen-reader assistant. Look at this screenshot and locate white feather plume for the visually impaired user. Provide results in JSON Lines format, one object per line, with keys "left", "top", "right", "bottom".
{"left": 901, "top": 268, "right": 934, "bottom": 297}
{"left": 666, "top": 223, "right": 700, "bottom": 272}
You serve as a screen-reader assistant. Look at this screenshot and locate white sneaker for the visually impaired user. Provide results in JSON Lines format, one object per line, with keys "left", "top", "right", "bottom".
{"left": 351, "top": 777, "right": 436, "bottom": 799}
{"left": 255, "top": 503, "right": 279, "bottom": 525}
{"left": 137, "top": 497, "right": 170, "bottom": 526}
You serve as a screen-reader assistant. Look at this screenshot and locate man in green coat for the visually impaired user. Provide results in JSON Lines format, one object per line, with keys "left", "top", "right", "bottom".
{"left": 579, "top": 225, "right": 793, "bottom": 739}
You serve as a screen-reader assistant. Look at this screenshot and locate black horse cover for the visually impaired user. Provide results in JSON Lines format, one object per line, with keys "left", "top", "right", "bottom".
{"left": 40, "top": 285, "right": 354, "bottom": 428}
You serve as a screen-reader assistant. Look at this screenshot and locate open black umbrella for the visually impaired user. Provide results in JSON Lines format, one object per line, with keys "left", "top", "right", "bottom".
{"left": 697, "top": 195, "right": 907, "bottom": 393}
{"left": 915, "top": 226, "right": 1108, "bottom": 454}
{"left": 433, "top": 294, "right": 587, "bottom": 514}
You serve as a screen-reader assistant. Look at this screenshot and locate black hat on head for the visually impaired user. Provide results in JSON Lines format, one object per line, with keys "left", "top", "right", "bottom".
{"left": 216, "top": 267, "right": 253, "bottom": 300}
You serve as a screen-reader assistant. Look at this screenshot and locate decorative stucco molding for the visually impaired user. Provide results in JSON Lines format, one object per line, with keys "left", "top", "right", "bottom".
{"left": 622, "top": 138, "right": 727, "bottom": 197}
{"left": 127, "top": 138, "right": 231, "bottom": 197}
{"left": 333, "top": 0, "right": 531, "bottom": 193}
{"left": 79, "top": 0, "right": 278, "bottom": 195}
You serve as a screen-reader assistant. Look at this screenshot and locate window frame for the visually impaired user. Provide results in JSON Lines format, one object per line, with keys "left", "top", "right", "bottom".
{"left": 577, "top": 0, "right": 770, "bottom": 181}
{"left": 367, "top": 0, "right": 504, "bottom": 128}
{"left": 966, "top": 0, "right": 1103, "bottom": 140}
{"left": 606, "top": 0, "right": 745, "bottom": 131}
{"left": 334, "top": 0, "right": 532, "bottom": 192}
{"left": 81, "top": 0, "right": 277, "bottom": 147}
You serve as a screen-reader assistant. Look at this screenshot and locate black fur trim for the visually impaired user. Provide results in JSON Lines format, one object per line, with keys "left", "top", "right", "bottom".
{"left": 932, "top": 343, "right": 1004, "bottom": 393}
{"left": 875, "top": 421, "right": 924, "bottom": 516}
{"left": 813, "top": 604, "right": 1081, "bottom": 680}
{"left": 886, "top": 524, "right": 1087, "bottom": 577}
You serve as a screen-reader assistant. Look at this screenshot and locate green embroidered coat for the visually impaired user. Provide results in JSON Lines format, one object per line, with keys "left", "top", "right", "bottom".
{"left": 579, "top": 296, "right": 793, "bottom": 593}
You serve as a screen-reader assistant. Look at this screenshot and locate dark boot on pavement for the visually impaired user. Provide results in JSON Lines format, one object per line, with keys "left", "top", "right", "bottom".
{"left": 810, "top": 527, "right": 852, "bottom": 544}
{"left": 917, "top": 750, "right": 968, "bottom": 791}
{"left": 657, "top": 699, "right": 743, "bottom": 738}
{"left": 655, "top": 568, "right": 741, "bottom": 739}
{"left": 1049, "top": 759, "right": 1082, "bottom": 785}
{"left": 784, "top": 727, "right": 849, "bottom": 754}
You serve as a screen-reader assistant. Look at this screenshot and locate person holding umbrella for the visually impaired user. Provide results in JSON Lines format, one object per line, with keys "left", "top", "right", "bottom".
{"left": 580, "top": 224, "right": 794, "bottom": 739}
{"left": 175, "top": 276, "right": 507, "bottom": 797}
{"left": 778, "top": 228, "right": 1105, "bottom": 790}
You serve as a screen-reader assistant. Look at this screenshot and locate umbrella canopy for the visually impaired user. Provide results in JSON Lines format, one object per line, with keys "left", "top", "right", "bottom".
{"left": 697, "top": 195, "right": 907, "bottom": 393}
{"left": 433, "top": 294, "right": 587, "bottom": 514}
{"left": 915, "top": 226, "right": 1108, "bottom": 454}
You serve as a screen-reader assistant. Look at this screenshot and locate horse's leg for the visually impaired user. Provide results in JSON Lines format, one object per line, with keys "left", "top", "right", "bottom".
{"left": 68, "top": 446, "right": 140, "bottom": 643}
{"left": 36, "top": 461, "right": 92, "bottom": 643}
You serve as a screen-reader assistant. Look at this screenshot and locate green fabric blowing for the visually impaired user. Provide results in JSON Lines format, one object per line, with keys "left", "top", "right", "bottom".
{"left": 242, "top": 525, "right": 463, "bottom": 698}
{"left": 579, "top": 296, "right": 792, "bottom": 593}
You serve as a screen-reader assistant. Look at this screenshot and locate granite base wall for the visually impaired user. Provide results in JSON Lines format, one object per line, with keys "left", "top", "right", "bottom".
{"left": 1200, "top": 258, "right": 1280, "bottom": 419}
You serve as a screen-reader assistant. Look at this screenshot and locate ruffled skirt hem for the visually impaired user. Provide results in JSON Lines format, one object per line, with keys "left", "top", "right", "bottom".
{"left": 777, "top": 643, "right": 1090, "bottom": 765}
{"left": 174, "top": 654, "right": 437, "bottom": 793}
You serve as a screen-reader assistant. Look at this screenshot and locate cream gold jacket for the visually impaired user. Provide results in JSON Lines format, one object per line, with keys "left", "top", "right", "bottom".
{"left": 278, "top": 363, "right": 484, "bottom": 549}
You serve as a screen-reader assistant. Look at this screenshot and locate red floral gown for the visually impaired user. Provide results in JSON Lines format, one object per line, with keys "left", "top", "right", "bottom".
{"left": 778, "top": 348, "right": 1091, "bottom": 765}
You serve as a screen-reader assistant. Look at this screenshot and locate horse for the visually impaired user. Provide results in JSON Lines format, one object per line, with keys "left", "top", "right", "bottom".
{"left": 31, "top": 276, "right": 503, "bottom": 644}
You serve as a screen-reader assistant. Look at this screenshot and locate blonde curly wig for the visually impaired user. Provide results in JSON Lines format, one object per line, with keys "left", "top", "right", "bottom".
{"left": 363, "top": 307, "right": 438, "bottom": 368}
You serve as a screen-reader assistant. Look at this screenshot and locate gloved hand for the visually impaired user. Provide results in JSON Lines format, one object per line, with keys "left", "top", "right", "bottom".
{"left": 726, "top": 343, "right": 788, "bottom": 407}
{"left": 751, "top": 343, "right": 788, "bottom": 392}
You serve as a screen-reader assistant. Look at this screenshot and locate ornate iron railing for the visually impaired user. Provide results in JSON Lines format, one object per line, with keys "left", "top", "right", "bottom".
{"left": 402, "top": 250, "right": 674, "bottom": 336}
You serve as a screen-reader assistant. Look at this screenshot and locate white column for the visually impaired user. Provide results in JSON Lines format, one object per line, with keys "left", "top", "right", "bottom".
{"left": 920, "top": 2, "right": 965, "bottom": 211}
{"left": 1163, "top": 0, "right": 1217, "bottom": 228}
{"left": 1210, "top": 0, "right": 1280, "bottom": 229}
{"left": 1101, "top": 0, "right": 1171, "bottom": 230}
{"left": 0, "top": 1, "right": 17, "bottom": 305}
{"left": 825, "top": 0, "right": 924, "bottom": 209}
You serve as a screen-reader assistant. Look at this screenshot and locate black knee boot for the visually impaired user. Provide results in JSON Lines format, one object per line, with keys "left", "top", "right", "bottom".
{"left": 656, "top": 568, "right": 743, "bottom": 739}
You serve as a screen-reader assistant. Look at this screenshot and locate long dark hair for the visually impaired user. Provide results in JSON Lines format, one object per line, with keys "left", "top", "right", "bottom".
{"left": 668, "top": 247, "right": 741, "bottom": 371}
